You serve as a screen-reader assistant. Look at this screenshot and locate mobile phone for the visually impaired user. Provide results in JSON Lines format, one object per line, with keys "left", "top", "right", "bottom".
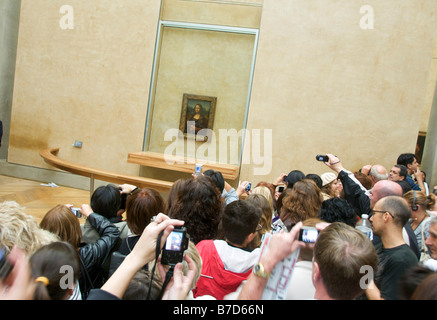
{"left": 315, "top": 155, "right": 329, "bottom": 162}
{"left": 161, "top": 227, "right": 189, "bottom": 266}
{"left": 277, "top": 186, "right": 285, "bottom": 193}
{"left": 298, "top": 227, "right": 319, "bottom": 243}
{"left": 245, "top": 182, "right": 252, "bottom": 192}
{"left": 119, "top": 193, "right": 128, "bottom": 210}
{"left": 0, "top": 249, "right": 13, "bottom": 281}
{"left": 272, "top": 216, "right": 288, "bottom": 234}
{"left": 71, "top": 207, "right": 82, "bottom": 218}
{"left": 194, "top": 164, "right": 203, "bottom": 176}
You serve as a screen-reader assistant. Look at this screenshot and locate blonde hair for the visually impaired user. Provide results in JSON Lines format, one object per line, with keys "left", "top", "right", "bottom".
{"left": 0, "top": 201, "right": 59, "bottom": 255}
{"left": 251, "top": 186, "right": 274, "bottom": 216}
{"left": 181, "top": 241, "right": 202, "bottom": 290}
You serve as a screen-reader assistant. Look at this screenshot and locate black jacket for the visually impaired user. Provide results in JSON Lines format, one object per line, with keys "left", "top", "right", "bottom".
{"left": 78, "top": 213, "right": 120, "bottom": 297}
{"left": 338, "top": 170, "right": 371, "bottom": 217}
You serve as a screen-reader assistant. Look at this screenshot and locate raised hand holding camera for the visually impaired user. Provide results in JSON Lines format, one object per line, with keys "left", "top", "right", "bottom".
{"left": 298, "top": 226, "right": 319, "bottom": 243}
{"left": 315, "top": 155, "right": 329, "bottom": 162}
{"left": 132, "top": 213, "right": 185, "bottom": 264}
{"left": 99, "top": 213, "right": 185, "bottom": 299}
{"left": 154, "top": 223, "right": 190, "bottom": 299}
{"left": 320, "top": 154, "right": 344, "bottom": 173}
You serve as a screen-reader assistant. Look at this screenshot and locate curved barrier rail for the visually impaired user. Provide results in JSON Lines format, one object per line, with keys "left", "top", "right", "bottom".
{"left": 39, "top": 148, "right": 173, "bottom": 193}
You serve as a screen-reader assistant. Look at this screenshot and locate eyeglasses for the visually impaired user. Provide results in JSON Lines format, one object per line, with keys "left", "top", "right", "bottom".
{"left": 371, "top": 209, "right": 395, "bottom": 219}
{"left": 256, "top": 224, "right": 263, "bottom": 232}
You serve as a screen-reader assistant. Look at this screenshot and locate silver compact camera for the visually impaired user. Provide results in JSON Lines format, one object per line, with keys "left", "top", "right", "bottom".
{"left": 71, "top": 207, "right": 82, "bottom": 218}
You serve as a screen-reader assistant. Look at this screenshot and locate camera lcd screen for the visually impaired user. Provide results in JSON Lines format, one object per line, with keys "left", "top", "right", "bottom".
{"left": 72, "top": 208, "right": 82, "bottom": 218}
{"left": 299, "top": 227, "right": 319, "bottom": 243}
{"left": 165, "top": 230, "right": 184, "bottom": 251}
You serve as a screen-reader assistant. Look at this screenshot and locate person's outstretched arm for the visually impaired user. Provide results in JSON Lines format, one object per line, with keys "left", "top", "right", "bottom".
{"left": 96, "top": 213, "right": 184, "bottom": 299}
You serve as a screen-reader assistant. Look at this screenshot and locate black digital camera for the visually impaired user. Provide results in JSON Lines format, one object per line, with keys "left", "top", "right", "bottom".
{"left": 315, "top": 155, "right": 329, "bottom": 162}
{"left": 161, "top": 227, "right": 189, "bottom": 266}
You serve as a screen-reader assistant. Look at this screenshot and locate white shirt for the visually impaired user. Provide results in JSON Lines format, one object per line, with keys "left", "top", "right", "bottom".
{"left": 286, "top": 260, "right": 316, "bottom": 300}
{"left": 213, "top": 240, "right": 260, "bottom": 273}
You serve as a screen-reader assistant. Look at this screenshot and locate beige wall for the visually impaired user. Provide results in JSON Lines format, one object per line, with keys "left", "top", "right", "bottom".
{"left": 240, "top": 0, "right": 437, "bottom": 185}
{"left": 420, "top": 38, "right": 437, "bottom": 132}
{"left": 5, "top": 0, "right": 437, "bottom": 189}
{"left": 9, "top": 0, "right": 161, "bottom": 175}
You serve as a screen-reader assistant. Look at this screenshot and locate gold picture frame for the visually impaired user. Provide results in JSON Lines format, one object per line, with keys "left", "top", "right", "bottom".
{"left": 179, "top": 93, "right": 217, "bottom": 141}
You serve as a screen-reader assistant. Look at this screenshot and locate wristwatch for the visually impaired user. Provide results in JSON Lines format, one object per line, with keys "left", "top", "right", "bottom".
{"left": 253, "top": 262, "right": 270, "bottom": 279}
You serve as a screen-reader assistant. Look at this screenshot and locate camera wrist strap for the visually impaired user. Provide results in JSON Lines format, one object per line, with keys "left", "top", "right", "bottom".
{"left": 147, "top": 231, "right": 178, "bottom": 300}
{"left": 146, "top": 231, "right": 163, "bottom": 300}
{"left": 156, "top": 264, "right": 175, "bottom": 300}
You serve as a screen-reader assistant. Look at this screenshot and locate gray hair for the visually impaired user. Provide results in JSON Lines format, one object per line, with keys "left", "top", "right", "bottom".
{"left": 0, "top": 201, "right": 59, "bottom": 255}
{"left": 370, "top": 165, "right": 388, "bottom": 182}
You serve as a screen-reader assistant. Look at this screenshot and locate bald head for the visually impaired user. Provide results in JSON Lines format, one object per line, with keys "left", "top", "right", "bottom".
{"left": 370, "top": 165, "right": 388, "bottom": 183}
{"left": 370, "top": 180, "right": 403, "bottom": 208}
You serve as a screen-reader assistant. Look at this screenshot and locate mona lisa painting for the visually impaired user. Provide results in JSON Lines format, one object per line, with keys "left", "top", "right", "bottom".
{"left": 179, "top": 93, "right": 217, "bottom": 141}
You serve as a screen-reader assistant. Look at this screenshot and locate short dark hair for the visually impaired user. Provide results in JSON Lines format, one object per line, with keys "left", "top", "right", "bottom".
{"left": 305, "top": 173, "right": 323, "bottom": 189}
{"left": 397, "top": 153, "right": 416, "bottom": 167}
{"left": 286, "top": 170, "right": 305, "bottom": 189}
{"left": 203, "top": 169, "right": 225, "bottom": 193}
{"left": 222, "top": 200, "right": 261, "bottom": 245}
{"left": 379, "top": 195, "right": 411, "bottom": 227}
{"left": 91, "top": 184, "right": 121, "bottom": 219}
{"left": 394, "top": 164, "right": 408, "bottom": 179}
